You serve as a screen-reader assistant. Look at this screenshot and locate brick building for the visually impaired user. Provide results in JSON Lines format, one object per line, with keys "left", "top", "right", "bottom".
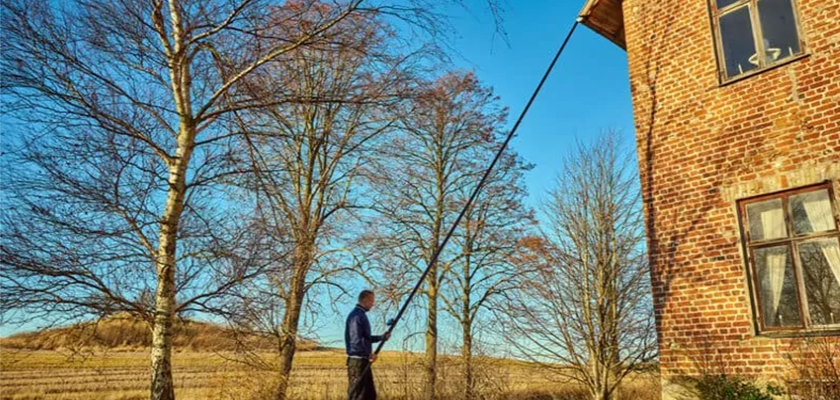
{"left": 578, "top": 0, "right": 840, "bottom": 397}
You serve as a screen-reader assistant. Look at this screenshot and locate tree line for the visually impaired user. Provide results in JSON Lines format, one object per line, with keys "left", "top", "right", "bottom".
{"left": 0, "top": 1, "right": 655, "bottom": 400}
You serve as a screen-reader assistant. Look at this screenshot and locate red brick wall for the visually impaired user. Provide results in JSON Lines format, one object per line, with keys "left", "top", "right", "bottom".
{"left": 621, "top": 0, "right": 840, "bottom": 385}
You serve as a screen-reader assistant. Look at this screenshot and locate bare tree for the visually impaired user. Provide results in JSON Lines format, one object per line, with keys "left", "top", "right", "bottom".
{"left": 363, "top": 71, "right": 511, "bottom": 400}
{"left": 500, "top": 133, "right": 657, "bottom": 400}
{"left": 223, "top": 7, "right": 420, "bottom": 398}
{"left": 0, "top": 1, "right": 391, "bottom": 399}
{"left": 441, "top": 147, "right": 534, "bottom": 400}
{"left": 1, "top": 1, "right": 507, "bottom": 398}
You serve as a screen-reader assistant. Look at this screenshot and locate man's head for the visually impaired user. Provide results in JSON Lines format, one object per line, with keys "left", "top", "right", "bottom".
{"left": 358, "top": 290, "right": 375, "bottom": 310}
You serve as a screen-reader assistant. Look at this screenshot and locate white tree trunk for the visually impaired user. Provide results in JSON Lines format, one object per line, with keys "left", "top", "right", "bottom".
{"left": 150, "top": 114, "right": 195, "bottom": 400}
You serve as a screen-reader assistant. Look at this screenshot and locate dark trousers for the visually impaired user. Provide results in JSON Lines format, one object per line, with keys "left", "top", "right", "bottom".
{"left": 347, "top": 357, "right": 376, "bottom": 400}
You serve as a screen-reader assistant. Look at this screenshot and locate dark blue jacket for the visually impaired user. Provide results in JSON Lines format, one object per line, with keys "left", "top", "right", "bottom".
{"left": 345, "top": 305, "right": 383, "bottom": 357}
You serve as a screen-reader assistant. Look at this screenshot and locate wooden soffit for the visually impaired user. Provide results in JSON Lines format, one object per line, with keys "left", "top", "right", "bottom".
{"left": 578, "top": 0, "right": 626, "bottom": 50}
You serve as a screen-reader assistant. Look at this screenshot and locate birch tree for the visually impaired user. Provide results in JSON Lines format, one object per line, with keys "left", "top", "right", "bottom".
{"left": 500, "top": 133, "right": 657, "bottom": 400}
{"left": 1, "top": 1, "right": 506, "bottom": 398}
{"left": 0, "top": 1, "right": 378, "bottom": 399}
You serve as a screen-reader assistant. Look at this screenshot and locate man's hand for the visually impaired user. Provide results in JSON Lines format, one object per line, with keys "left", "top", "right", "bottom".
{"left": 383, "top": 332, "right": 391, "bottom": 341}
{"left": 369, "top": 353, "right": 378, "bottom": 363}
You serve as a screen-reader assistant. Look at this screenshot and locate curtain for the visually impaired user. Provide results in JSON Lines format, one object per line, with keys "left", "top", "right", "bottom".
{"left": 761, "top": 209, "right": 787, "bottom": 324}
{"left": 802, "top": 194, "right": 834, "bottom": 232}
{"left": 802, "top": 195, "right": 840, "bottom": 287}
{"left": 821, "top": 241, "right": 840, "bottom": 288}
{"left": 760, "top": 207, "right": 786, "bottom": 239}
{"left": 764, "top": 250, "right": 788, "bottom": 325}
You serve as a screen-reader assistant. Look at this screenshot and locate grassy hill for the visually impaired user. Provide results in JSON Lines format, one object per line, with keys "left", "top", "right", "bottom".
{"left": 0, "top": 314, "right": 317, "bottom": 352}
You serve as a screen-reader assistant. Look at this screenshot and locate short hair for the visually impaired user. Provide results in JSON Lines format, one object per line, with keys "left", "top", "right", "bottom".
{"left": 358, "top": 290, "right": 374, "bottom": 302}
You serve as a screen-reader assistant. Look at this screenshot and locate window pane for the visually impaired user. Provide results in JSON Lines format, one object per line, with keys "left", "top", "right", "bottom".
{"left": 758, "top": 0, "right": 801, "bottom": 63}
{"left": 719, "top": 6, "right": 759, "bottom": 78}
{"left": 747, "top": 199, "right": 788, "bottom": 241}
{"left": 755, "top": 246, "right": 802, "bottom": 328}
{"left": 791, "top": 189, "right": 836, "bottom": 235}
{"left": 799, "top": 239, "right": 840, "bottom": 326}
{"left": 717, "top": 0, "right": 743, "bottom": 9}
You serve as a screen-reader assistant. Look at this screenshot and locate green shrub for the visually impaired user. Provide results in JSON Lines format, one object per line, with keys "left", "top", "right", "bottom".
{"left": 694, "top": 374, "right": 783, "bottom": 400}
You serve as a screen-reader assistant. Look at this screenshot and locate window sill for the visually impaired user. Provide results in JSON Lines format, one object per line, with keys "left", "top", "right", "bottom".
{"left": 718, "top": 53, "right": 810, "bottom": 88}
{"left": 756, "top": 326, "right": 840, "bottom": 339}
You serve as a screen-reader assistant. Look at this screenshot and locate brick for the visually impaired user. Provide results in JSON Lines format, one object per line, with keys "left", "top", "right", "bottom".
{"left": 599, "top": 0, "right": 840, "bottom": 384}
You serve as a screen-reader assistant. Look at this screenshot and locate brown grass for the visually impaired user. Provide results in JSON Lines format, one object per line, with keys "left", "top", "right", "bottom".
{"left": 0, "top": 318, "right": 660, "bottom": 399}
{"left": 0, "top": 315, "right": 315, "bottom": 352}
{"left": 0, "top": 348, "right": 660, "bottom": 400}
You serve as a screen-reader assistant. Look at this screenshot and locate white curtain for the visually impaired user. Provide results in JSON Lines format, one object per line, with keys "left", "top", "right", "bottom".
{"left": 802, "top": 195, "right": 840, "bottom": 288}
{"left": 803, "top": 193, "right": 835, "bottom": 232}
{"left": 761, "top": 207, "right": 786, "bottom": 240}
{"left": 761, "top": 209, "right": 787, "bottom": 324}
{"left": 820, "top": 241, "right": 840, "bottom": 288}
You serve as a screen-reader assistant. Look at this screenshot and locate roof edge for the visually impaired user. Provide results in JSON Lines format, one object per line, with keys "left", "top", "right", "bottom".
{"left": 578, "top": 0, "right": 626, "bottom": 50}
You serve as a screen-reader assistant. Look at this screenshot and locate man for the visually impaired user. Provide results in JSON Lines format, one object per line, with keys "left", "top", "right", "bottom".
{"left": 345, "top": 290, "right": 390, "bottom": 400}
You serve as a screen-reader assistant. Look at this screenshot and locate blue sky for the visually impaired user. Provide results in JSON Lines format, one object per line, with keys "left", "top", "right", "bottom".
{"left": 446, "top": 1, "right": 635, "bottom": 210}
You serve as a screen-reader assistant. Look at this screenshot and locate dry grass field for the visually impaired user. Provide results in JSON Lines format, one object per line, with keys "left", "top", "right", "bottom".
{"left": 0, "top": 317, "right": 660, "bottom": 400}
{"left": 0, "top": 348, "right": 660, "bottom": 400}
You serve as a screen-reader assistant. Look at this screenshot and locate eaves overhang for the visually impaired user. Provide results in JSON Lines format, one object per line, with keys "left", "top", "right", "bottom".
{"left": 578, "top": 0, "right": 626, "bottom": 50}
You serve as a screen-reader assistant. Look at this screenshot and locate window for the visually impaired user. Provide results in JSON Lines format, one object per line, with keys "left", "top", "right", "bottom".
{"left": 710, "top": 0, "right": 805, "bottom": 81}
{"left": 739, "top": 184, "right": 840, "bottom": 333}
